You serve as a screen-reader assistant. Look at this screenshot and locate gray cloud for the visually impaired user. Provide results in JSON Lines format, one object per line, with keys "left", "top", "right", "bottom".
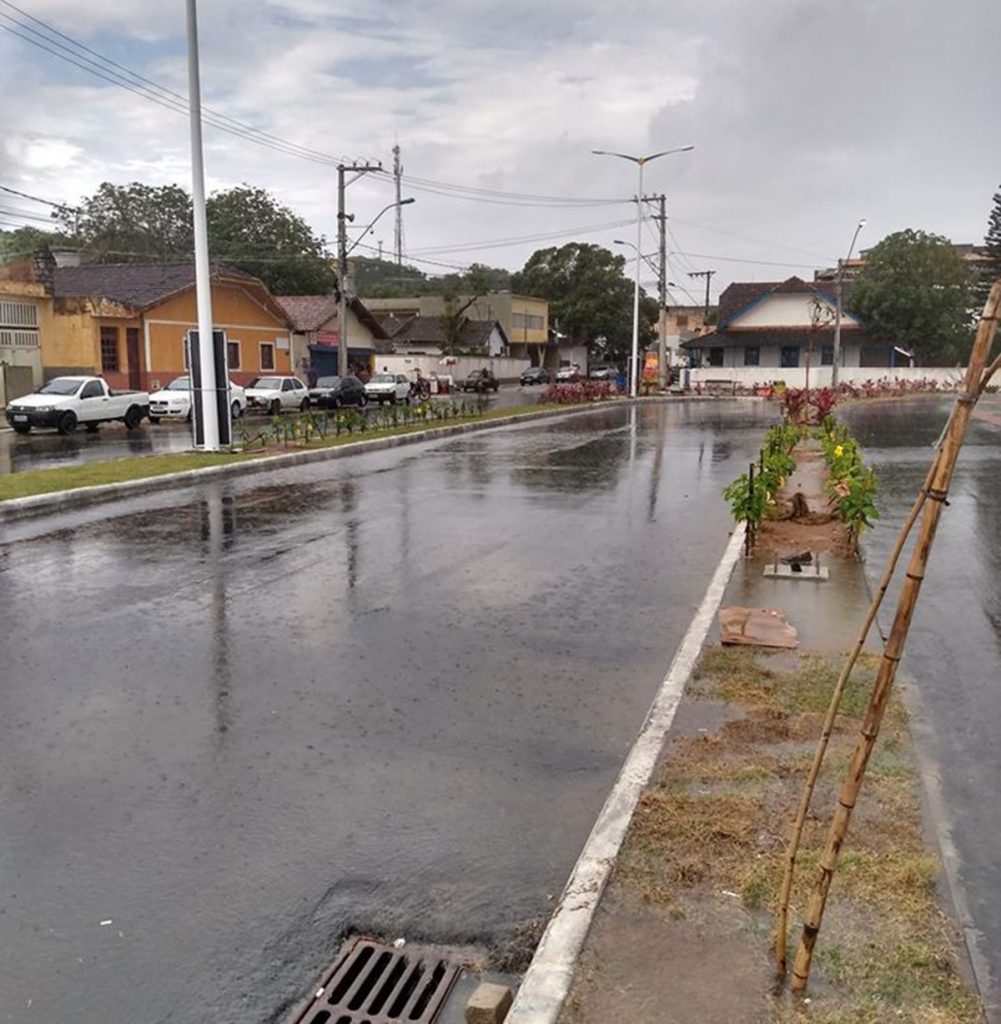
{"left": 0, "top": 0, "right": 998, "bottom": 300}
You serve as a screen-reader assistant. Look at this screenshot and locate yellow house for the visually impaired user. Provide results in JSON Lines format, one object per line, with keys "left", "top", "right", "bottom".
{"left": 0, "top": 268, "right": 51, "bottom": 404}
{"left": 3, "top": 259, "right": 294, "bottom": 391}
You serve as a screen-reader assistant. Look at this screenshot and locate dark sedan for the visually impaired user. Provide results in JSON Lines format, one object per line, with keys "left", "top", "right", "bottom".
{"left": 520, "top": 366, "right": 551, "bottom": 386}
{"left": 308, "top": 375, "right": 368, "bottom": 409}
{"left": 462, "top": 369, "right": 500, "bottom": 393}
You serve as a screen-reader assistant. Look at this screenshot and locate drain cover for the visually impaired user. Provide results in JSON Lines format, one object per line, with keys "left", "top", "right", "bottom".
{"left": 294, "top": 938, "right": 462, "bottom": 1024}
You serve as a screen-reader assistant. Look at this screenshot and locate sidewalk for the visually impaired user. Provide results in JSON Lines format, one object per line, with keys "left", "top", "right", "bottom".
{"left": 556, "top": 547, "right": 983, "bottom": 1024}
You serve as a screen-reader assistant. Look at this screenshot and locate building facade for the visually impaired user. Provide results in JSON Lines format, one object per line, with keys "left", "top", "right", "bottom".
{"left": 0, "top": 258, "right": 294, "bottom": 391}
{"left": 682, "top": 276, "right": 893, "bottom": 372}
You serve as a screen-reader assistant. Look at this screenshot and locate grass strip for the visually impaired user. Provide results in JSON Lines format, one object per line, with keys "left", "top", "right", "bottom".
{"left": 607, "top": 646, "right": 982, "bottom": 1024}
{"left": 0, "top": 401, "right": 591, "bottom": 502}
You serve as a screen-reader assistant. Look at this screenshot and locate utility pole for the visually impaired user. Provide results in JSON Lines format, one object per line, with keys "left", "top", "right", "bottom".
{"left": 392, "top": 144, "right": 404, "bottom": 266}
{"left": 688, "top": 269, "right": 716, "bottom": 322}
{"left": 337, "top": 160, "right": 382, "bottom": 378}
{"left": 832, "top": 219, "right": 866, "bottom": 388}
{"left": 651, "top": 194, "right": 668, "bottom": 389}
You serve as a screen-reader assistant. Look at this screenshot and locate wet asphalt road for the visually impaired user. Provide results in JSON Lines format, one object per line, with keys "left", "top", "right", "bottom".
{"left": 0, "top": 386, "right": 533, "bottom": 476}
{"left": 840, "top": 396, "right": 1001, "bottom": 1011}
{"left": 0, "top": 400, "right": 773, "bottom": 1023}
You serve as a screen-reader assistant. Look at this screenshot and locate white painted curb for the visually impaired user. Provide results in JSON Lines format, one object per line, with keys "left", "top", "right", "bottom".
{"left": 506, "top": 524, "right": 747, "bottom": 1024}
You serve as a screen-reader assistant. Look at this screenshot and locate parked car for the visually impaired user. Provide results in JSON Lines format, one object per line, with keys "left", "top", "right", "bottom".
{"left": 520, "top": 366, "right": 551, "bottom": 386}
{"left": 588, "top": 364, "right": 619, "bottom": 381}
{"left": 5, "top": 375, "right": 149, "bottom": 435}
{"left": 556, "top": 365, "right": 581, "bottom": 383}
{"left": 462, "top": 369, "right": 500, "bottom": 393}
{"left": 245, "top": 375, "right": 310, "bottom": 414}
{"left": 364, "top": 372, "right": 412, "bottom": 405}
{"left": 309, "top": 375, "right": 368, "bottom": 409}
{"left": 148, "top": 375, "right": 246, "bottom": 423}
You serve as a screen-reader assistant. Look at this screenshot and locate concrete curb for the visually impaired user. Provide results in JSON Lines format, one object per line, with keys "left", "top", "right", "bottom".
{"left": 0, "top": 403, "right": 621, "bottom": 523}
{"left": 505, "top": 524, "right": 747, "bottom": 1024}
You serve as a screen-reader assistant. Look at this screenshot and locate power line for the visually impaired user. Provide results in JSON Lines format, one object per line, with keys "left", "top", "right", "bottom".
{"left": 408, "top": 217, "right": 634, "bottom": 256}
{"left": 669, "top": 215, "right": 835, "bottom": 263}
{"left": 373, "top": 168, "right": 624, "bottom": 207}
{"left": 0, "top": 183, "right": 71, "bottom": 209}
{"left": 0, "top": 1, "right": 630, "bottom": 211}
{"left": 0, "top": 6, "right": 353, "bottom": 169}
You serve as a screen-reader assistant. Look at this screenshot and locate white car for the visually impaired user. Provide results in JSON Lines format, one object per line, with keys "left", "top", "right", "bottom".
{"left": 365, "top": 372, "right": 412, "bottom": 405}
{"left": 148, "top": 376, "right": 246, "bottom": 423}
{"left": 5, "top": 375, "right": 150, "bottom": 435}
{"left": 556, "top": 365, "right": 582, "bottom": 382}
{"left": 245, "top": 376, "right": 310, "bottom": 414}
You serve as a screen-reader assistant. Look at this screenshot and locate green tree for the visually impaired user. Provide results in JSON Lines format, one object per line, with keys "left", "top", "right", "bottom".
{"left": 206, "top": 185, "right": 333, "bottom": 295}
{"left": 352, "top": 255, "right": 429, "bottom": 297}
{"left": 56, "top": 181, "right": 332, "bottom": 294}
{"left": 975, "top": 185, "right": 1001, "bottom": 310}
{"left": 437, "top": 264, "right": 494, "bottom": 353}
{"left": 850, "top": 229, "right": 975, "bottom": 365}
{"left": 58, "top": 181, "right": 193, "bottom": 261}
{"left": 512, "top": 242, "right": 656, "bottom": 362}
{"left": 0, "top": 225, "right": 64, "bottom": 262}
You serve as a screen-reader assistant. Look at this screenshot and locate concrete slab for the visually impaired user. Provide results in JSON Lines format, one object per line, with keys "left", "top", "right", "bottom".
{"left": 763, "top": 563, "right": 830, "bottom": 581}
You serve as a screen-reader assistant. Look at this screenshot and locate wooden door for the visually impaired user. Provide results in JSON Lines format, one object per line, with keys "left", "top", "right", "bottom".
{"left": 126, "top": 328, "right": 142, "bottom": 390}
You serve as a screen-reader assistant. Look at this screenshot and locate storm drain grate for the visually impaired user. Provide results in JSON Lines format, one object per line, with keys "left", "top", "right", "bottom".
{"left": 294, "top": 939, "right": 462, "bottom": 1024}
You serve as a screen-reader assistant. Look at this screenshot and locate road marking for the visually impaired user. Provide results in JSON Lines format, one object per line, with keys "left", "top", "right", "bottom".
{"left": 506, "top": 523, "right": 746, "bottom": 1024}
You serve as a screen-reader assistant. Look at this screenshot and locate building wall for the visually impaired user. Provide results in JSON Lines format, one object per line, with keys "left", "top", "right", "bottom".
{"left": 0, "top": 281, "right": 48, "bottom": 394}
{"left": 379, "top": 353, "right": 531, "bottom": 383}
{"left": 728, "top": 293, "right": 861, "bottom": 329}
{"left": 366, "top": 291, "right": 550, "bottom": 348}
{"left": 144, "top": 284, "right": 292, "bottom": 390}
{"left": 689, "top": 365, "right": 965, "bottom": 390}
{"left": 290, "top": 306, "right": 377, "bottom": 378}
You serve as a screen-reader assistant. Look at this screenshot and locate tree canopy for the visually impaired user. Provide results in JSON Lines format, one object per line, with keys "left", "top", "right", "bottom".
{"left": 0, "top": 224, "right": 65, "bottom": 262}
{"left": 512, "top": 242, "right": 656, "bottom": 361}
{"left": 206, "top": 185, "right": 332, "bottom": 294}
{"left": 850, "top": 229, "right": 975, "bottom": 365}
{"left": 52, "top": 181, "right": 332, "bottom": 294}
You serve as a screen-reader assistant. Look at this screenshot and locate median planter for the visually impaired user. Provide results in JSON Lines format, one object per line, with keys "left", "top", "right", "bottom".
{"left": 723, "top": 420, "right": 878, "bottom": 557}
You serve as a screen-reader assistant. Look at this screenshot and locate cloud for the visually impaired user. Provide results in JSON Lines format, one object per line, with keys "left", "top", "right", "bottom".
{"left": 1, "top": 0, "right": 999, "bottom": 299}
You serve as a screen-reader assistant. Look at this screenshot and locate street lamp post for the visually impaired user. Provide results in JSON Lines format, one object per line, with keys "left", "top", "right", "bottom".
{"left": 185, "top": 0, "right": 221, "bottom": 451}
{"left": 592, "top": 146, "right": 693, "bottom": 396}
{"left": 831, "top": 218, "right": 866, "bottom": 388}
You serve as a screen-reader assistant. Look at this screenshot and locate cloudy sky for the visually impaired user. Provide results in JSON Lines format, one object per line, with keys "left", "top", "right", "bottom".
{"left": 1, "top": 0, "right": 998, "bottom": 304}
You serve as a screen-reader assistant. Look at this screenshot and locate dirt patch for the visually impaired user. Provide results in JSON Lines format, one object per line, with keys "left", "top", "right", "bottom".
{"left": 754, "top": 444, "right": 854, "bottom": 557}
{"left": 561, "top": 647, "right": 982, "bottom": 1024}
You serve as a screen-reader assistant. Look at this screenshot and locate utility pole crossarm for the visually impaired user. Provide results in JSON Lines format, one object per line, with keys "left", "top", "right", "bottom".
{"left": 687, "top": 269, "right": 716, "bottom": 322}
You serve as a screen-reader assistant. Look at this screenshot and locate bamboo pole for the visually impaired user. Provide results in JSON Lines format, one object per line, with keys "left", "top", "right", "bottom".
{"left": 790, "top": 281, "right": 1001, "bottom": 992}
{"left": 772, "top": 456, "right": 936, "bottom": 980}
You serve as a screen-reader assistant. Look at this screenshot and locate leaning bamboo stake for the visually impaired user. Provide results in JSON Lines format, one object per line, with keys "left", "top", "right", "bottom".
{"left": 790, "top": 280, "right": 1001, "bottom": 993}
{"left": 772, "top": 455, "right": 937, "bottom": 980}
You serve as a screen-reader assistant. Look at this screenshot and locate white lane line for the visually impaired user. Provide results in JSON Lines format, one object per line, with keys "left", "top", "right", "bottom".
{"left": 506, "top": 523, "right": 747, "bottom": 1024}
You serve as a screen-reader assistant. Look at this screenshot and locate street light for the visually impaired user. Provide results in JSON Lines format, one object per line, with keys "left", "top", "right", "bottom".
{"left": 337, "top": 196, "right": 415, "bottom": 377}
{"left": 613, "top": 239, "right": 660, "bottom": 278}
{"left": 831, "top": 218, "right": 866, "bottom": 388}
{"left": 593, "top": 145, "right": 694, "bottom": 396}
{"left": 346, "top": 198, "right": 416, "bottom": 258}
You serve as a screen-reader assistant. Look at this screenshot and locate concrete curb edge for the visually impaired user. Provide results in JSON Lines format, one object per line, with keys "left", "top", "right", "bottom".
{"left": 505, "top": 524, "right": 747, "bottom": 1024}
{"left": 0, "top": 403, "right": 618, "bottom": 523}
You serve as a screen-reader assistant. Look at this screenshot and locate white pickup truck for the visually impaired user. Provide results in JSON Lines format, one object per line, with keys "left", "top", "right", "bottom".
{"left": 5, "top": 376, "right": 150, "bottom": 435}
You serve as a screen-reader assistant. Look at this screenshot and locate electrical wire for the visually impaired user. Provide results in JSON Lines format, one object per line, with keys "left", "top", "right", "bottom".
{"left": 0, "top": 1, "right": 628, "bottom": 210}
{"left": 0, "top": 183, "right": 71, "bottom": 209}
{"left": 0, "top": 7, "right": 353, "bottom": 169}
{"left": 408, "top": 218, "right": 634, "bottom": 256}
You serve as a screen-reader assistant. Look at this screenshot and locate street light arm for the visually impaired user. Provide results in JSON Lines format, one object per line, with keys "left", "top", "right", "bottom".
{"left": 345, "top": 198, "right": 415, "bottom": 257}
